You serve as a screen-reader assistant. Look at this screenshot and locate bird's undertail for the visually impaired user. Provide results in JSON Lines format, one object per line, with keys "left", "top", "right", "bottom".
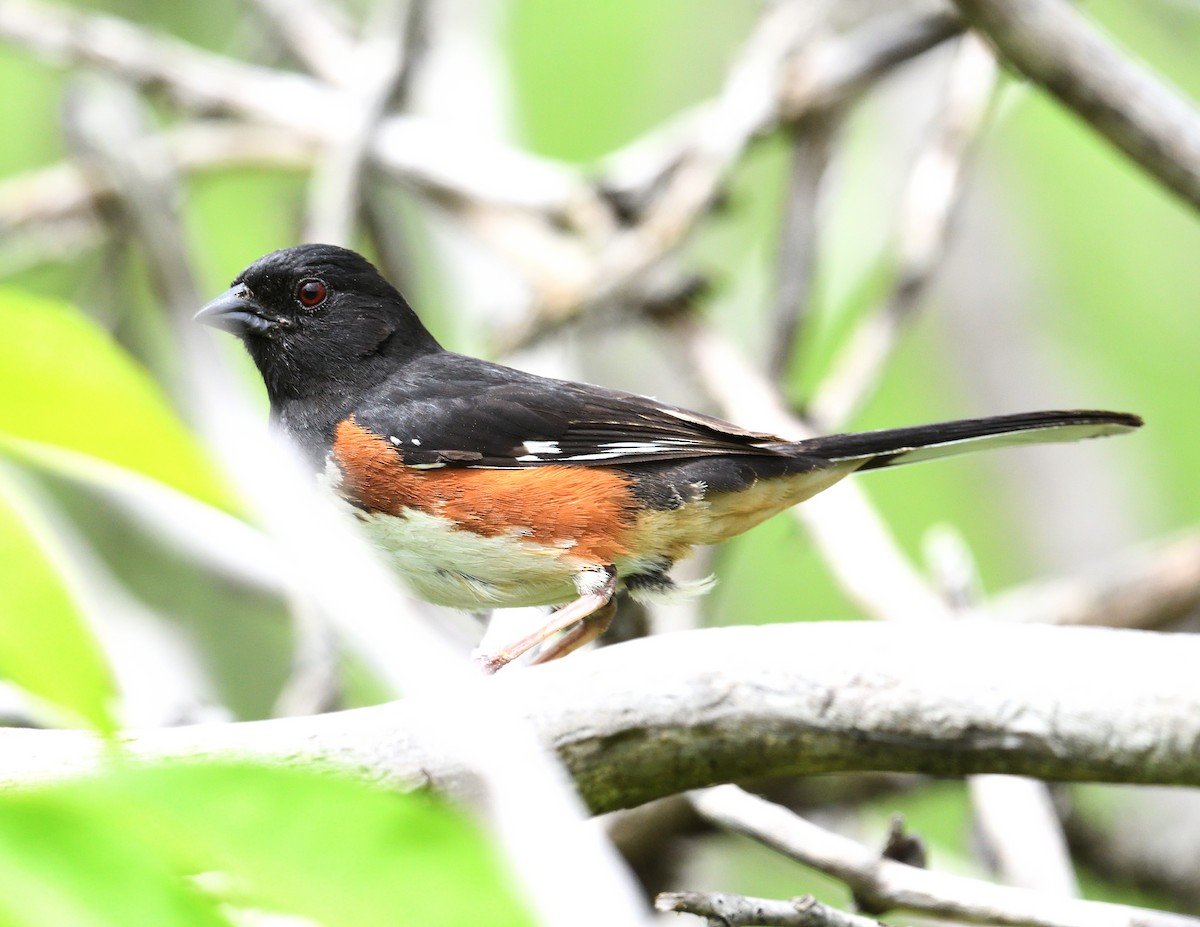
{"left": 781, "top": 410, "right": 1143, "bottom": 471}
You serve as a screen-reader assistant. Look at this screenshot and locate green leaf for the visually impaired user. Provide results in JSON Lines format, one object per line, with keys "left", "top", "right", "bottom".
{"left": 0, "top": 288, "right": 231, "bottom": 510}
{"left": 0, "top": 788, "right": 232, "bottom": 927}
{"left": 0, "top": 762, "right": 533, "bottom": 927}
{"left": 0, "top": 467, "right": 116, "bottom": 732}
{"left": 112, "top": 763, "right": 533, "bottom": 927}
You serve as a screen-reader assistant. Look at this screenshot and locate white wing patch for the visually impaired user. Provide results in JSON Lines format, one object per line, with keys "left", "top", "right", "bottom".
{"left": 515, "top": 437, "right": 703, "bottom": 463}
{"left": 554, "top": 439, "right": 702, "bottom": 463}
{"left": 516, "top": 440, "right": 562, "bottom": 461}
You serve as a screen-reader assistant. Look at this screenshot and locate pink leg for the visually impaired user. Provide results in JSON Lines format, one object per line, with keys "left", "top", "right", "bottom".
{"left": 528, "top": 598, "right": 616, "bottom": 666}
{"left": 474, "top": 567, "right": 617, "bottom": 674}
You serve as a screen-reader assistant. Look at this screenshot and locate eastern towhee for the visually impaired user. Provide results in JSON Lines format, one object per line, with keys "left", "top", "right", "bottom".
{"left": 196, "top": 244, "right": 1142, "bottom": 672}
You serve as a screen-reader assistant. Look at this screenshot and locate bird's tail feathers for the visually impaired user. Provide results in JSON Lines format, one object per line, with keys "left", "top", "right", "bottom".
{"left": 782, "top": 410, "right": 1142, "bottom": 471}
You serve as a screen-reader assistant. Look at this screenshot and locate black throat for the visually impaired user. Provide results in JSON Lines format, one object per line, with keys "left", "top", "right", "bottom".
{"left": 260, "top": 331, "right": 442, "bottom": 469}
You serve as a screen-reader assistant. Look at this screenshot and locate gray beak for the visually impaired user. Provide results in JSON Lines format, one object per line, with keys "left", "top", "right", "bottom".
{"left": 194, "top": 284, "right": 280, "bottom": 337}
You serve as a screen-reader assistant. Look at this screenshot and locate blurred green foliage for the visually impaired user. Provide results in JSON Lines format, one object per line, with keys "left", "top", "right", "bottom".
{"left": 0, "top": 0, "right": 1196, "bottom": 920}
{"left": 0, "top": 290, "right": 230, "bottom": 508}
{"left": 0, "top": 477, "right": 116, "bottom": 731}
{"left": 0, "top": 762, "right": 530, "bottom": 927}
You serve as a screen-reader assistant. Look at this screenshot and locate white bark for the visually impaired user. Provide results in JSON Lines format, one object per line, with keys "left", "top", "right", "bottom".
{"left": 1, "top": 622, "right": 1196, "bottom": 812}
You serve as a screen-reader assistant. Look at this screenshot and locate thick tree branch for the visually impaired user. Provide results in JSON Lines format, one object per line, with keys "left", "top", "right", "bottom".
{"left": 948, "top": 0, "right": 1200, "bottom": 213}
{"left": 1, "top": 623, "right": 1197, "bottom": 811}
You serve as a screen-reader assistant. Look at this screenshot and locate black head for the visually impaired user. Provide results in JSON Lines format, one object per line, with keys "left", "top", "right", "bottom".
{"left": 195, "top": 244, "right": 441, "bottom": 402}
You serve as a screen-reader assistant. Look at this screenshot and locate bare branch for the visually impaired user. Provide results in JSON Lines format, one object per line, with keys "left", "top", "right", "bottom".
{"left": 948, "top": 0, "right": 1200, "bottom": 213}
{"left": 600, "top": 9, "right": 963, "bottom": 212}
{"left": 243, "top": 0, "right": 359, "bottom": 87}
{"left": 303, "top": 1, "right": 418, "bottom": 246}
{"left": 498, "top": 7, "right": 963, "bottom": 349}
{"left": 555, "top": 3, "right": 828, "bottom": 312}
{"left": 656, "top": 891, "right": 885, "bottom": 927}
{"left": 0, "top": 0, "right": 339, "bottom": 128}
{"left": 271, "top": 596, "right": 342, "bottom": 718}
{"left": 0, "top": 462, "right": 227, "bottom": 727}
{"left": 691, "top": 785, "right": 1198, "bottom": 927}
{"left": 987, "top": 532, "right": 1200, "bottom": 630}
{"left": 0, "top": 122, "right": 313, "bottom": 237}
{"left": 769, "top": 113, "right": 837, "bottom": 379}
{"left": 968, "top": 776, "right": 1078, "bottom": 895}
{"left": 0, "top": 0, "right": 586, "bottom": 214}
{"left": 781, "top": 8, "right": 965, "bottom": 118}
{"left": 809, "top": 33, "right": 999, "bottom": 428}
{"left": 62, "top": 77, "right": 201, "bottom": 315}
{"left": 2, "top": 622, "right": 1199, "bottom": 809}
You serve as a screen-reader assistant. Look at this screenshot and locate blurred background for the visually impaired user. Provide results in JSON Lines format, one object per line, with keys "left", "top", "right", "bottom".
{"left": 0, "top": 0, "right": 1198, "bottom": 920}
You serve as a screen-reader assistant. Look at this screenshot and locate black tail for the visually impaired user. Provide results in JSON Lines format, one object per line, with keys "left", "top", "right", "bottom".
{"left": 785, "top": 410, "right": 1142, "bottom": 471}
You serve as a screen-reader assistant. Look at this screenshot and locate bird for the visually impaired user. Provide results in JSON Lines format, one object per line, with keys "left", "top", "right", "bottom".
{"left": 196, "top": 244, "right": 1142, "bottom": 672}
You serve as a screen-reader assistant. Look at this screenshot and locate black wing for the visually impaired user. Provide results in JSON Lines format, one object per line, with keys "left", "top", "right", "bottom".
{"left": 351, "top": 352, "right": 791, "bottom": 469}
{"left": 352, "top": 353, "right": 1143, "bottom": 472}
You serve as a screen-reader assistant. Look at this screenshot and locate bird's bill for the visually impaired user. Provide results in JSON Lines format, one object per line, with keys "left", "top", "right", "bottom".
{"left": 194, "top": 284, "right": 281, "bottom": 337}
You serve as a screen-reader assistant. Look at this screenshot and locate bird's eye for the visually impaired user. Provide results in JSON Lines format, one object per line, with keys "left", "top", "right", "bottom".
{"left": 295, "top": 278, "right": 328, "bottom": 307}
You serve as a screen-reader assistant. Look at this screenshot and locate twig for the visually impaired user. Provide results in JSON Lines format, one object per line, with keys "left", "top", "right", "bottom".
{"left": 0, "top": 0, "right": 586, "bottom": 214}
{"left": 808, "top": 32, "right": 999, "bottom": 428}
{"left": 600, "top": 9, "right": 963, "bottom": 218}
{"left": 498, "top": 7, "right": 963, "bottom": 349}
{"left": 0, "top": 0, "right": 340, "bottom": 129}
{"left": 986, "top": 532, "right": 1200, "bottom": 630}
{"left": 0, "top": 437, "right": 291, "bottom": 596}
{"left": 690, "top": 785, "right": 1198, "bottom": 927}
{"left": 968, "top": 776, "right": 1078, "bottom": 895}
{"left": 948, "top": 0, "right": 1200, "bottom": 214}
{"left": 0, "top": 122, "right": 313, "bottom": 235}
{"left": 0, "top": 120, "right": 315, "bottom": 273}
{"left": 769, "top": 112, "right": 837, "bottom": 379}
{"left": 0, "top": 1, "right": 963, "bottom": 308}
{"left": 271, "top": 595, "right": 342, "bottom": 718}
{"left": 304, "top": 0, "right": 426, "bottom": 245}
{"left": 568, "top": 3, "right": 827, "bottom": 306}
{"left": 656, "top": 891, "right": 886, "bottom": 927}
{"left": 62, "top": 76, "right": 201, "bottom": 316}
{"left": 243, "top": 0, "right": 358, "bottom": 87}
{"left": 2, "top": 622, "right": 1200, "bottom": 809}
{"left": 780, "top": 9, "right": 965, "bottom": 119}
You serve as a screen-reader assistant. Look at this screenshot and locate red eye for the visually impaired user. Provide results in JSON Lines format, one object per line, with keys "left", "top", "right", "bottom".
{"left": 296, "top": 278, "right": 327, "bottom": 307}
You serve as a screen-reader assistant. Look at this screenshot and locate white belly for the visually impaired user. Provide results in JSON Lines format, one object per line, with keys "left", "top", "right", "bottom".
{"left": 355, "top": 506, "right": 587, "bottom": 609}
